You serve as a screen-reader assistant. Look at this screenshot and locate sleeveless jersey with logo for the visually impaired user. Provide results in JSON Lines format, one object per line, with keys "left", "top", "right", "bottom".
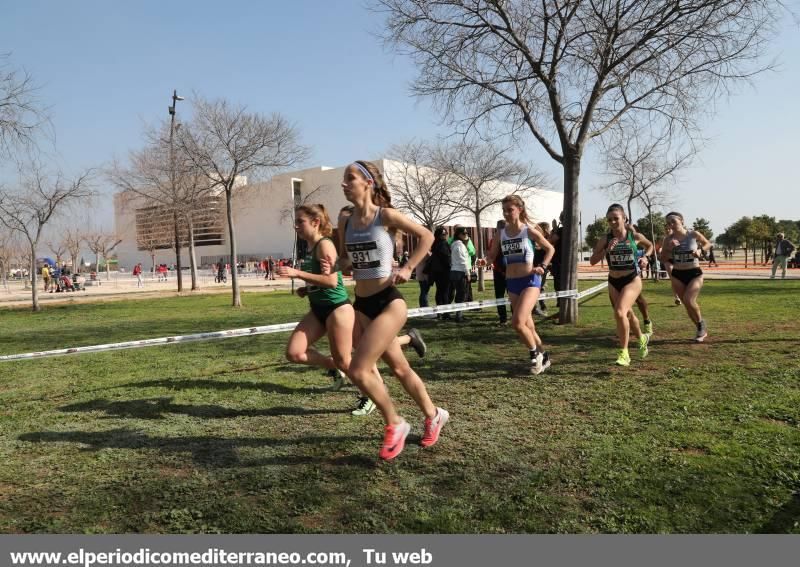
{"left": 605, "top": 231, "right": 639, "bottom": 272}
{"left": 300, "top": 237, "right": 349, "bottom": 306}
{"left": 344, "top": 208, "right": 395, "bottom": 280}
{"left": 671, "top": 230, "right": 700, "bottom": 270}
{"left": 500, "top": 225, "right": 535, "bottom": 265}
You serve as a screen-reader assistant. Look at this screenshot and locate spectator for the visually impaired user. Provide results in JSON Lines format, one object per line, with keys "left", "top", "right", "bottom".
{"left": 488, "top": 220, "right": 508, "bottom": 325}
{"left": 771, "top": 233, "right": 796, "bottom": 280}
{"left": 548, "top": 213, "right": 565, "bottom": 313}
{"left": 41, "top": 264, "right": 51, "bottom": 292}
{"left": 707, "top": 246, "right": 718, "bottom": 267}
{"left": 532, "top": 222, "right": 555, "bottom": 316}
{"left": 449, "top": 226, "right": 471, "bottom": 322}
{"left": 447, "top": 225, "right": 476, "bottom": 303}
{"left": 428, "top": 226, "right": 452, "bottom": 318}
{"left": 415, "top": 247, "right": 432, "bottom": 309}
{"left": 133, "top": 263, "right": 143, "bottom": 288}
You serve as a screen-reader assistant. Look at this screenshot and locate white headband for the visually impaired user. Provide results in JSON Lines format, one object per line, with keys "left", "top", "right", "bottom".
{"left": 353, "top": 162, "right": 374, "bottom": 184}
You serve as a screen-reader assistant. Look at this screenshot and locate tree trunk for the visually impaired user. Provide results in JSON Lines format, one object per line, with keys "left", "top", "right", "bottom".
{"left": 225, "top": 187, "right": 241, "bottom": 307}
{"left": 626, "top": 196, "right": 634, "bottom": 226}
{"left": 187, "top": 214, "right": 199, "bottom": 291}
{"left": 475, "top": 210, "right": 485, "bottom": 292}
{"left": 105, "top": 254, "right": 110, "bottom": 280}
{"left": 558, "top": 153, "right": 581, "bottom": 324}
{"left": 150, "top": 252, "right": 156, "bottom": 276}
{"left": 173, "top": 210, "right": 183, "bottom": 292}
{"left": 29, "top": 243, "right": 40, "bottom": 312}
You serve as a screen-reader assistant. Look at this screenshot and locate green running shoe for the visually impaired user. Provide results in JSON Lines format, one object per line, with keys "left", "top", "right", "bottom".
{"left": 643, "top": 321, "right": 653, "bottom": 337}
{"left": 615, "top": 349, "right": 631, "bottom": 367}
{"left": 638, "top": 334, "right": 649, "bottom": 359}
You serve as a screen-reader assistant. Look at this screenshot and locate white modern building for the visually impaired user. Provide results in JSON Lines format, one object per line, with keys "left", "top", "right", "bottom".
{"left": 113, "top": 159, "right": 564, "bottom": 270}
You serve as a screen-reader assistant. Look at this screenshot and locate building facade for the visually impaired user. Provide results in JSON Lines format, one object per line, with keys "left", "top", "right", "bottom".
{"left": 113, "top": 159, "right": 563, "bottom": 270}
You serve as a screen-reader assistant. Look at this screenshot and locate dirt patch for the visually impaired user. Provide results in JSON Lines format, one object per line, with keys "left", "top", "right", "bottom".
{"left": 759, "top": 416, "right": 796, "bottom": 427}
{"left": 671, "top": 446, "right": 710, "bottom": 456}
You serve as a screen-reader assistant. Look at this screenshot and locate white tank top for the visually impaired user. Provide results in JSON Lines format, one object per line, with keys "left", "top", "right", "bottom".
{"left": 500, "top": 225, "right": 535, "bottom": 265}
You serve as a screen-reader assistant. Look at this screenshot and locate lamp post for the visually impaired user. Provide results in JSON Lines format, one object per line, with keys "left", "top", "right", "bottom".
{"left": 168, "top": 90, "right": 185, "bottom": 292}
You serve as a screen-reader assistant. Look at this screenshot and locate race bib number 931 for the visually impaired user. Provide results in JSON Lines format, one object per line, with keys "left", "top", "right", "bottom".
{"left": 347, "top": 241, "right": 381, "bottom": 270}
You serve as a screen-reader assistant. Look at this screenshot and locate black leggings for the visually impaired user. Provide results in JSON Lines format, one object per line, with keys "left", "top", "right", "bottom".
{"left": 493, "top": 270, "right": 507, "bottom": 322}
{"left": 432, "top": 272, "right": 450, "bottom": 308}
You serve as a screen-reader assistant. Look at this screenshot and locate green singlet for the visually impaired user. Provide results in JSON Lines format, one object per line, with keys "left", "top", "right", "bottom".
{"left": 301, "top": 237, "right": 349, "bottom": 306}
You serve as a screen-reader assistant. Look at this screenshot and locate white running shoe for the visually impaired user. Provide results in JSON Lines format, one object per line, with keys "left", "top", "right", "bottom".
{"left": 530, "top": 351, "right": 544, "bottom": 375}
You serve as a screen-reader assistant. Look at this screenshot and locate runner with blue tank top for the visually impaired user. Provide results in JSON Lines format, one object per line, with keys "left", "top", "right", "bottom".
{"left": 337, "top": 160, "right": 448, "bottom": 461}
{"left": 590, "top": 204, "right": 654, "bottom": 366}
{"left": 277, "top": 204, "right": 355, "bottom": 392}
{"left": 660, "top": 211, "right": 712, "bottom": 343}
{"left": 479, "top": 194, "right": 555, "bottom": 375}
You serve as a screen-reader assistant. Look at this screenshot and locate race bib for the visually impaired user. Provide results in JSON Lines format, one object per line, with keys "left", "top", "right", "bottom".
{"left": 673, "top": 249, "right": 695, "bottom": 263}
{"left": 501, "top": 238, "right": 523, "bottom": 256}
{"left": 609, "top": 244, "right": 635, "bottom": 269}
{"left": 347, "top": 241, "right": 381, "bottom": 270}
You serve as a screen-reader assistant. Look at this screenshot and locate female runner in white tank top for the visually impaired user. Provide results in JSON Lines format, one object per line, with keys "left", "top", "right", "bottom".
{"left": 660, "top": 211, "right": 712, "bottom": 342}
{"left": 479, "top": 195, "right": 555, "bottom": 374}
{"left": 337, "top": 160, "right": 448, "bottom": 461}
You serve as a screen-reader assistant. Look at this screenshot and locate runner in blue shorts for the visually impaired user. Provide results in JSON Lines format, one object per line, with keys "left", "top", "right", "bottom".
{"left": 479, "top": 195, "right": 555, "bottom": 375}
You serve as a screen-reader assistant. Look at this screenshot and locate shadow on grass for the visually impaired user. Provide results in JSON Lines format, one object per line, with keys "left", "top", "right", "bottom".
{"left": 111, "top": 378, "right": 329, "bottom": 396}
{"left": 757, "top": 492, "right": 800, "bottom": 533}
{"left": 653, "top": 337, "right": 798, "bottom": 346}
{"left": 59, "top": 397, "right": 351, "bottom": 420}
{"left": 18, "top": 429, "right": 376, "bottom": 468}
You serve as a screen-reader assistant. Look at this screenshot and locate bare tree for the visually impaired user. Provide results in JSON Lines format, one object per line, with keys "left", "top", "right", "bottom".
{"left": 109, "top": 122, "right": 216, "bottom": 292}
{"left": 598, "top": 128, "right": 692, "bottom": 223}
{"left": 46, "top": 237, "right": 67, "bottom": 267}
{"left": 85, "top": 230, "right": 122, "bottom": 281}
{"left": 63, "top": 226, "right": 85, "bottom": 274}
{"left": 0, "top": 226, "right": 19, "bottom": 292}
{"left": 434, "top": 140, "right": 546, "bottom": 289}
{"left": 180, "top": 96, "right": 309, "bottom": 307}
{"left": 1, "top": 54, "right": 49, "bottom": 160}
{"left": 0, "top": 163, "right": 94, "bottom": 311}
{"left": 379, "top": 0, "right": 783, "bottom": 323}
{"left": 384, "top": 141, "right": 462, "bottom": 230}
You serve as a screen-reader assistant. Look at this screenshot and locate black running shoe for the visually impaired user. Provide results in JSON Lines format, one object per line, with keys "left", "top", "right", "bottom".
{"left": 407, "top": 328, "right": 427, "bottom": 358}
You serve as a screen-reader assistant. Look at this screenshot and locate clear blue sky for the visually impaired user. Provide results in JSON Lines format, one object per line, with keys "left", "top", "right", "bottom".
{"left": 2, "top": 1, "right": 798, "bottom": 236}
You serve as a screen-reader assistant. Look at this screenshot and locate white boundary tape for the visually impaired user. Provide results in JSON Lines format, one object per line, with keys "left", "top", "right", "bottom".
{"left": 0, "top": 283, "right": 609, "bottom": 362}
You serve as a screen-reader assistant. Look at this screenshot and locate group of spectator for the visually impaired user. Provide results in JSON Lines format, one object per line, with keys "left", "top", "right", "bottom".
{"left": 41, "top": 263, "right": 85, "bottom": 293}
{"left": 414, "top": 225, "right": 484, "bottom": 322}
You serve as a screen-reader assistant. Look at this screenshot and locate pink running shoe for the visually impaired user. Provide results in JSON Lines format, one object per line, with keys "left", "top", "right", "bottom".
{"left": 420, "top": 407, "right": 449, "bottom": 448}
{"left": 379, "top": 419, "right": 411, "bottom": 461}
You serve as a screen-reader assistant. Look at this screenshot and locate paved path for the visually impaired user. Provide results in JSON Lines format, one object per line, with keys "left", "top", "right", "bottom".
{"left": 3, "top": 266, "right": 797, "bottom": 309}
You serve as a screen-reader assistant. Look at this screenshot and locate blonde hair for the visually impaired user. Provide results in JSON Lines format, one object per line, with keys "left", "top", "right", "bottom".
{"left": 296, "top": 204, "right": 333, "bottom": 237}
{"left": 501, "top": 194, "right": 531, "bottom": 224}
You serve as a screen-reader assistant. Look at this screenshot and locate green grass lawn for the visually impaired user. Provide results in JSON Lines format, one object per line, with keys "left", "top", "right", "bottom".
{"left": 1, "top": 280, "right": 798, "bottom": 533}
